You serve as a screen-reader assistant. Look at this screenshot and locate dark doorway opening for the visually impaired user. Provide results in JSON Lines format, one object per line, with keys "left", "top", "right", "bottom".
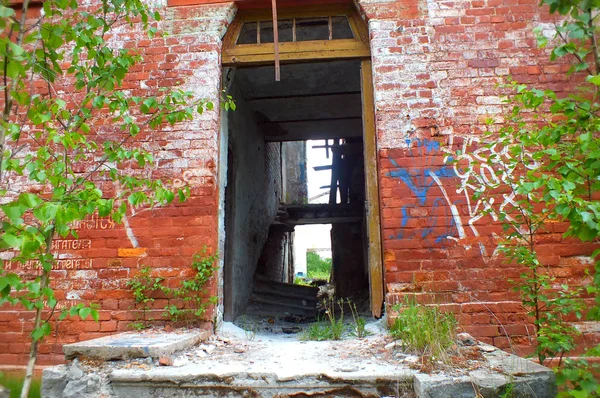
{"left": 222, "top": 60, "right": 370, "bottom": 323}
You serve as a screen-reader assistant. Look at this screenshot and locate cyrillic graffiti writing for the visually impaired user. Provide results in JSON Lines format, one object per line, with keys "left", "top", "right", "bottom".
{"left": 51, "top": 239, "right": 92, "bottom": 251}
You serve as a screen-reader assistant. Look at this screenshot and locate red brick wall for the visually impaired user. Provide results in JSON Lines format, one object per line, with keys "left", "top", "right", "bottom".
{"left": 359, "top": 0, "right": 598, "bottom": 355}
{"left": 0, "top": 2, "right": 236, "bottom": 366}
{"left": 1, "top": 0, "right": 598, "bottom": 367}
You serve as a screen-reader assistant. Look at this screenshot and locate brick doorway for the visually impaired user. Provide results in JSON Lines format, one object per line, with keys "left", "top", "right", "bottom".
{"left": 217, "top": 4, "right": 383, "bottom": 325}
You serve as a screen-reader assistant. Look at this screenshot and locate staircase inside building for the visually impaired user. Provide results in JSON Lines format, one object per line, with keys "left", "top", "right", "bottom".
{"left": 246, "top": 275, "right": 319, "bottom": 319}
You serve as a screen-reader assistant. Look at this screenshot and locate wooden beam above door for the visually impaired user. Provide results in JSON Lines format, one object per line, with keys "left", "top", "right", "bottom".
{"left": 167, "top": 0, "right": 351, "bottom": 8}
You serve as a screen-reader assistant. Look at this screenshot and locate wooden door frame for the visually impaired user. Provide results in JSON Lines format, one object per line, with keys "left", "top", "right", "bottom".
{"left": 220, "top": 5, "right": 384, "bottom": 317}
{"left": 360, "top": 59, "right": 383, "bottom": 318}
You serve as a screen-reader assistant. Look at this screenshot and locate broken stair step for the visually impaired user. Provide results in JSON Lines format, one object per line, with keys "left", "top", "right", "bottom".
{"left": 250, "top": 288, "right": 319, "bottom": 303}
{"left": 62, "top": 330, "right": 210, "bottom": 360}
{"left": 248, "top": 294, "right": 316, "bottom": 311}
{"left": 246, "top": 300, "right": 316, "bottom": 319}
{"left": 253, "top": 277, "right": 319, "bottom": 297}
{"left": 109, "top": 369, "right": 414, "bottom": 398}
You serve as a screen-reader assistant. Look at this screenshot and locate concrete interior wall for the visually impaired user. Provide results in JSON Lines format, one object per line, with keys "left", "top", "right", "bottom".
{"left": 223, "top": 77, "right": 283, "bottom": 321}
{"left": 256, "top": 225, "right": 295, "bottom": 283}
{"left": 282, "top": 141, "right": 308, "bottom": 204}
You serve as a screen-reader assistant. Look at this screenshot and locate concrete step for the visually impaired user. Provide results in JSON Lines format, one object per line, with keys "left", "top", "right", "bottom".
{"left": 62, "top": 330, "right": 210, "bottom": 360}
{"left": 42, "top": 326, "right": 557, "bottom": 398}
{"left": 109, "top": 370, "right": 414, "bottom": 397}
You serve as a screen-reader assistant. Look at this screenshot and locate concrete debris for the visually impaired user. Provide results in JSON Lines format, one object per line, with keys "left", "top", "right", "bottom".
{"left": 414, "top": 345, "right": 556, "bottom": 397}
{"left": 198, "top": 344, "right": 216, "bottom": 354}
{"left": 0, "top": 385, "right": 9, "bottom": 398}
{"left": 335, "top": 365, "right": 360, "bottom": 372}
{"left": 172, "top": 356, "right": 189, "bottom": 367}
{"left": 282, "top": 326, "right": 301, "bottom": 334}
{"left": 158, "top": 356, "right": 173, "bottom": 366}
{"left": 40, "top": 321, "right": 556, "bottom": 397}
{"left": 457, "top": 332, "right": 476, "bottom": 346}
{"left": 385, "top": 340, "right": 402, "bottom": 350}
{"left": 478, "top": 343, "right": 498, "bottom": 352}
{"left": 41, "top": 359, "right": 108, "bottom": 398}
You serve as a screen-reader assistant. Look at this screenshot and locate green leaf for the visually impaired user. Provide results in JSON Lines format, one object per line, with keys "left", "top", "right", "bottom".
{"left": 19, "top": 193, "right": 43, "bottom": 208}
{"left": 90, "top": 309, "right": 99, "bottom": 322}
{"left": 33, "top": 203, "right": 59, "bottom": 223}
{"left": 0, "top": 5, "right": 15, "bottom": 17}
{"left": 586, "top": 75, "right": 600, "bottom": 85}
{"left": 79, "top": 306, "right": 92, "bottom": 320}
{"left": 1, "top": 233, "right": 21, "bottom": 248}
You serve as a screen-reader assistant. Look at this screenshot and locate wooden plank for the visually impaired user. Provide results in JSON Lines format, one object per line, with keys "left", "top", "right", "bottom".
{"left": 223, "top": 48, "right": 370, "bottom": 64}
{"left": 361, "top": 59, "right": 384, "bottom": 318}
{"left": 262, "top": 119, "right": 362, "bottom": 142}
{"left": 271, "top": 0, "right": 280, "bottom": 81}
{"left": 258, "top": 116, "right": 361, "bottom": 124}
{"left": 224, "top": 39, "right": 365, "bottom": 56}
{"left": 167, "top": 0, "right": 350, "bottom": 7}
{"left": 238, "top": 0, "right": 352, "bottom": 10}
{"left": 281, "top": 216, "right": 361, "bottom": 225}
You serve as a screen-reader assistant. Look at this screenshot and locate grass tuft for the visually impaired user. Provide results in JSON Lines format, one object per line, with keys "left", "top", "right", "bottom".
{"left": 389, "top": 299, "right": 457, "bottom": 362}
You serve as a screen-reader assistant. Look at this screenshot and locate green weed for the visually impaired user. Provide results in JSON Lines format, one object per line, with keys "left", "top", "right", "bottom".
{"left": 127, "top": 247, "right": 218, "bottom": 328}
{"left": 301, "top": 297, "right": 345, "bottom": 341}
{"left": 300, "top": 321, "right": 334, "bottom": 341}
{"left": 389, "top": 299, "right": 457, "bottom": 362}
{"left": 0, "top": 372, "right": 41, "bottom": 398}
{"left": 347, "top": 299, "right": 371, "bottom": 338}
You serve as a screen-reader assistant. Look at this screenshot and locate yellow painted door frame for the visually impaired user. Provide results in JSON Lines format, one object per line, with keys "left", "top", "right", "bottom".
{"left": 360, "top": 59, "right": 384, "bottom": 318}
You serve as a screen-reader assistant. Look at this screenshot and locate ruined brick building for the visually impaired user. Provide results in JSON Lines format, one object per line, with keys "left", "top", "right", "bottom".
{"left": 1, "top": 0, "right": 598, "bottom": 366}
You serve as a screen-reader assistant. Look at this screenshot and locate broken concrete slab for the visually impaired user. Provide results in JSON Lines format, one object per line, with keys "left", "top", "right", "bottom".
{"left": 110, "top": 369, "right": 414, "bottom": 397}
{"left": 0, "top": 385, "right": 9, "bottom": 398}
{"left": 414, "top": 344, "right": 557, "bottom": 398}
{"left": 44, "top": 324, "right": 557, "bottom": 398}
{"left": 42, "top": 359, "right": 110, "bottom": 398}
{"left": 63, "top": 330, "right": 210, "bottom": 360}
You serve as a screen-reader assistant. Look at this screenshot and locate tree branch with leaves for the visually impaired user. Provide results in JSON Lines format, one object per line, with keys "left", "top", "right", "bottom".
{"left": 0, "top": 0, "right": 233, "bottom": 396}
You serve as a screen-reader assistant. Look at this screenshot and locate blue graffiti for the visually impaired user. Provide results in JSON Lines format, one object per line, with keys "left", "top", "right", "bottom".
{"left": 387, "top": 138, "right": 459, "bottom": 245}
{"left": 388, "top": 160, "right": 455, "bottom": 205}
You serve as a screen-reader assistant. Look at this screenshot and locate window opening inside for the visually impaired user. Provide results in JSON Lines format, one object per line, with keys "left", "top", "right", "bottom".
{"left": 235, "top": 15, "right": 354, "bottom": 45}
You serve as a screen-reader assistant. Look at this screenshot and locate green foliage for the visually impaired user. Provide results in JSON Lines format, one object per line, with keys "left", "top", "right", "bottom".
{"left": 555, "top": 346, "right": 600, "bottom": 397}
{"left": 300, "top": 321, "right": 335, "bottom": 341}
{"left": 127, "top": 248, "right": 218, "bottom": 327}
{"left": 306, "top": 251, "right": 332, "bottom": 280}
{"left": 0, "top": 372, "right": 41, "bottom": 398}
{"left": 389, "top": 300, "right": 457, "bottom": 361}
{"left": 457, "top": 0, "right": 600, "bottom": 392}
{"left": 347, "top": 299, "right": 370, "bottom": 338}
{"left": 498, "top": 382, "right": 516, "bottom": 398}
{"left": 293, "top": 276, "right": 310, "bottom": 286}
{"left": 300, "top": 297, "right": 345, "bottom": 341}
{"left": 0, "top": 0, "right": 233, "bottom": 392}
